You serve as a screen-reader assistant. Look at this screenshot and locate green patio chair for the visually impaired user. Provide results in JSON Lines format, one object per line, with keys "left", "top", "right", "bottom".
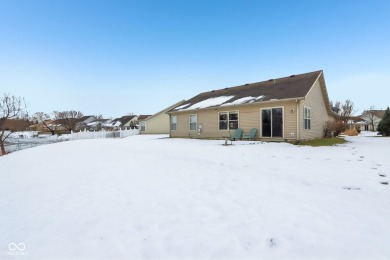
{"left": 230, "top": 128, "right": 243, "bottom": 141}
{"left": 243, "top": 128, "right": 257, "bottom": 140}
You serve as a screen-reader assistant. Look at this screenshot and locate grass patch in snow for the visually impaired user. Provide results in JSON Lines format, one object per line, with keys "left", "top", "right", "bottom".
{"left": 296, "top": 137, "right": 346, "bottom": 147}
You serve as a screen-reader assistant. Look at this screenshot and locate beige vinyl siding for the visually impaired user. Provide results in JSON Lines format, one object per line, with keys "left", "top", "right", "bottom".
{"left": 299, "top": 79, "right": 329, "bottom": 140}
{"left": 170, "top": 100, "right": 299, "bottom": 141}
{"left": 141, "top": 113, "right": 170, "bottom": 134}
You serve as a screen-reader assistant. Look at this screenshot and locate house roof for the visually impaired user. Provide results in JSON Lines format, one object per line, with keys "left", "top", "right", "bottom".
{"left": 77, "top": 115, "right": 94, "bottom": 122}
{"left": 138, "top": 115, "right": 152, "bottom": 121}
{"left": 143, "top": 100, "right": 186, "bottom": 120}
{"left": 370, "top": 110, "right": 385, "bottom": 119}
{"left": 109, "top": 115, "right": 137, "bottom": 126}
{"left": 168, "top": 70, "right": 324, "bottom": 113}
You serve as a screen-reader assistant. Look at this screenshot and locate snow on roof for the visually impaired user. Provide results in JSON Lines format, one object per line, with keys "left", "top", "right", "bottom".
{"left": 220, "top": 95, "right": 265, "bottom": 107}
{"left": 173, "top": 104, "right": 190, "bottom": 111}
{"left": 103, "top": 120, "right": 122, "bottom": 127}
{"left": 169, "top": 70, "right": 325, "bottom": 113}
{"left": 175, "top": 96, "right": 235, "bottom": 111}
{"left": 87, "top": 122, "right": 99, "bottom": 126}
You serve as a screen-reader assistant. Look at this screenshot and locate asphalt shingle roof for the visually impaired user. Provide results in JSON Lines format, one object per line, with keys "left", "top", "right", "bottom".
{"left": 169, "top": 70, "right": 322, "bottom": 112}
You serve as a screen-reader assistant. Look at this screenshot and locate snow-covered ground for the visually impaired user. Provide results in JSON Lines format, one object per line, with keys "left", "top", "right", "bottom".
{"left": 1, "top": 133, "right": 389, "bottom": 259}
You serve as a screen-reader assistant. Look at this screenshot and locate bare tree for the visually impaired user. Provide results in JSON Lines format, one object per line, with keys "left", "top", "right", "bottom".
{"left": 0, "top": 94, "right": 28, "bottom": 155}
{"left": 93, "top": 114, "right": 103, "bottom": 131}
{"left": 33, "top": 112, "right": 57, "bottom": 135}
{"left": 331, "top": 100, "right": 357, "bottom": 118}
{"left": 330, "top": 100, "right": 341, "bottom": 115}
{"left": 340, "top": 99, "right": 357, "bottom": 119}
{"left": 53, "top": 110, "right": 84, "bottom": 132}
{"left": 362, "top": 106, "right": 376, "bottom": 131}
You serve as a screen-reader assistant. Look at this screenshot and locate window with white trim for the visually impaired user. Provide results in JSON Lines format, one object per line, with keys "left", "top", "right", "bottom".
{"left": 170, "top": 116, "right": 177, "bottom": 131}
{"left": 304, "top": 107, "right": 311, "bottom": 129}
{"left": 140, "top": 121, "right": 146, "bottom": 131}
{"left": 189, "top": 114, "right": 197, "bottom": 130}
{"left": 219, "top": 111, "right": 239, "bottom": 130}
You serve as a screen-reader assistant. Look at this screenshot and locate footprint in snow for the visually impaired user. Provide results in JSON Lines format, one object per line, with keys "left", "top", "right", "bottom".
{"left": 343, "top": 186, "right": 361, "bottom": 190}
{"left": 380, "top": 181, "right": 389, "bottom": 185}
{"left": 379, "top": 174, "right": 387, "bottom": 177}
{"left": 267, "top": 238, "right": 277, "bottom": 247}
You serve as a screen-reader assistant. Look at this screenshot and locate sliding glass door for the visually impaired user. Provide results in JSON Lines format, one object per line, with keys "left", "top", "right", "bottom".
{"left": 261, "top": 108, "right": 283, "bottom": 138}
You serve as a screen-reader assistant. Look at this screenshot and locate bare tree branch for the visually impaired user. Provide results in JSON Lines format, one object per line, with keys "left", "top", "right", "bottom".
{"left": 0, "top": 93, "right": 28, "bottom": 155}
{"left": 33, "top": 112, "right": 56, "bottom": 135}
{"left": 362, "top": 106, "right": 377, "bottom": 131}
{"left": 53, "top": 110, "right": 84, "bottom": 132}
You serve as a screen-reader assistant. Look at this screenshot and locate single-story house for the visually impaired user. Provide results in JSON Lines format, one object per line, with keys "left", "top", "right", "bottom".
{"left": 345, "top": 116, "right": 368, "bottom": 131}
{"left": 75, "top": 116, "right": 97, "bottom": 131}
{"left": 103, "top": 115, "right": 138, "bottom": 130}
{"left": 137, "top": 115, "right": 152, "bottom": 131}
{"left": 167, "top": 70, "right": 335, "bottom": 141}
{"left": 139, "top": 100, "right": 186, "bottom": 134}
{"left": 27, "top": 119, "right": 54, "bottom": 132}
{"left": 360, "top": 110, "right": 385, "bottom": 131}
{"left": 50, "top": 119, "right": 70, "bottom": 132}
{"left": 86, "top": 119, "right": 112, "bottom": 131}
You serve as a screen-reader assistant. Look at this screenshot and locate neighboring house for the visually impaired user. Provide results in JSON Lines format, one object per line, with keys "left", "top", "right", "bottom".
{"left": 137, "top": 115, "right": 152, "bottom": 132}
{"left": 2, "top": 119, "right": 33, "bottom": 132}
{"left": 360, "top": 110, "right": 385, "bottom": 131}
{"left": 139, "top": 100, "right": 186, "bottom": 134}
{"left": 87, "top": 119, "right": 112, "bottom": 131}
{"left": 167, "top": 70, "right": 335, "bottom": 141}
{"left": 346, "top": 116, "right": 368, "bottom": 131}
{"left": 103, "top": 115, "right": 138, "bottom": 130}
{"left": 75, "top": 116, "right": 97, "bottom": 131}
{"left": 27, "top": 120, "right": 55, "bottom": 132}
{"left": 50, "top": 119, "right": 69, "bottom": 132}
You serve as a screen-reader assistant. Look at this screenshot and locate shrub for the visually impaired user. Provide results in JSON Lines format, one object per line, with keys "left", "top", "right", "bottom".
{"left": 377, "top": 107, "right": 390, "bottom": 136}
{"left": 323, "top": 121, "right": 347, "bottom": 138}
{"left": 343, "top": 128, "right": 358, "bottom": 136}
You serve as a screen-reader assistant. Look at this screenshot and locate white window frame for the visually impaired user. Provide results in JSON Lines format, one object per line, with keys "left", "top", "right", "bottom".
{"left": 170, "top": 115, "right": 177, "bottom": 131}
{"left": 304, "top": 106, "right": 311, "bottom": 130}
{"left": 218, "top": 111, "right": 239, "bottom": 130}
{"left": 189, "top": 114, "right": 197, "bottom": 131}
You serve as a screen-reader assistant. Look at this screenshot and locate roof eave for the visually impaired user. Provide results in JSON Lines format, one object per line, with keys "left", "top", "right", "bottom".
{"left": 167, "top": 97, "right": 305, "bottom": 114}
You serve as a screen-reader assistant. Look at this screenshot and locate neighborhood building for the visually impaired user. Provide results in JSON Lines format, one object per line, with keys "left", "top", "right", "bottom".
{"left": 103, "top": 115, "right": 138, "bottom": 130}
{"left": 139, "top": 100, "right": 185, "bottom": 134}
{"left": 86, "top": 118, "right": 112, "bottom": 131}
{"left": 75, "top": 116, "right": 97, "bottom": 131}
{"left": 360, "top": 110, "right": 385, "bottom": 131}
{"left": 167, "top": 70, "right": 335, "bottom": 141}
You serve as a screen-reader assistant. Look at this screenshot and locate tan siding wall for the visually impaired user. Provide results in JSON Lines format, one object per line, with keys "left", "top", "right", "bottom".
{"left": 142, "top": 113, "right": 170, "bottom": 134}
{"left": 170, "top": 100, "right": 299, "bottom": 141}
{"left": 299, "top": 79, "right": 330, "bottom": 140}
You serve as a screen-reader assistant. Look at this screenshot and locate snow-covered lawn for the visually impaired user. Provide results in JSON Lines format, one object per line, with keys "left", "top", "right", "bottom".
{"left": 1, "top": 134, "right": 389, "bottom": 259}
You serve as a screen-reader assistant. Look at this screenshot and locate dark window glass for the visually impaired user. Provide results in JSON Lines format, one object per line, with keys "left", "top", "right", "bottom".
{"left": 219, "top": 112, "right": 228, "bottom": 130}
{"left": 262, "top": 109, "right": 271, "bottom": 137}
{"left": 272, "top": 108, "right": 283, "bottom": 137}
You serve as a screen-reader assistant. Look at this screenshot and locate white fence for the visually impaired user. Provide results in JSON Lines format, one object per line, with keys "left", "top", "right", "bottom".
{"left": 71, "top": 128, "right": 140, "bottom": 140}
